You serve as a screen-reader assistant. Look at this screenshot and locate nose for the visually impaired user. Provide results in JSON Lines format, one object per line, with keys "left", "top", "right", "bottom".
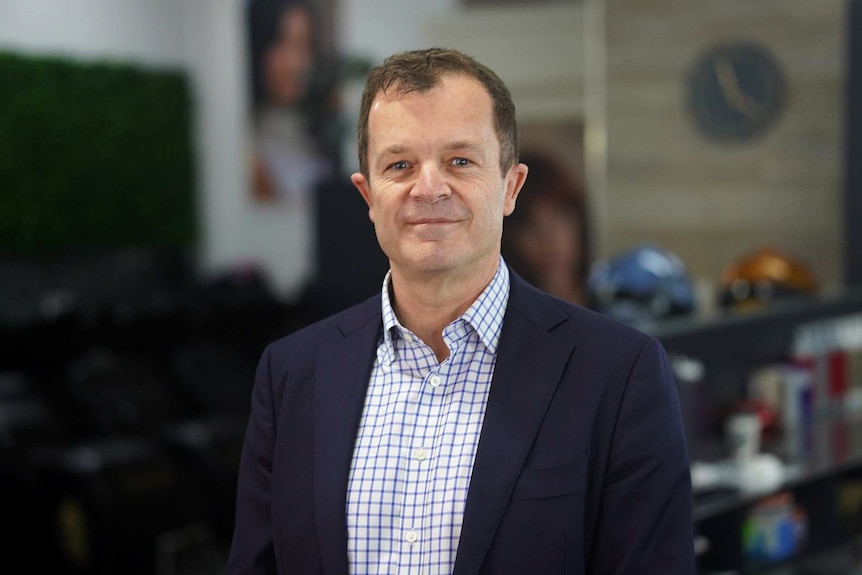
{"left": 410, "top": 163, "right": 452, "bottom": 204}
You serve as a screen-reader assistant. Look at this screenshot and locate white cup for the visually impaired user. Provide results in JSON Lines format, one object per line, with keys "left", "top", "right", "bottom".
{"left": 725, "top": 412, "right": 762, "bottom": 462}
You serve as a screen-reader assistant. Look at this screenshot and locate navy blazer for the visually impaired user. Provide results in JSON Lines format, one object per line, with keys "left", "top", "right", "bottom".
{"left": 226, "top": 270, "right": 696, "bottom": 574}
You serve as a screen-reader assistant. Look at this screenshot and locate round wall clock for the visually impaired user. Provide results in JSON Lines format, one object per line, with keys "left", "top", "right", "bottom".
{"left": 685, "top": 41, "right": 788, "bottom": 143}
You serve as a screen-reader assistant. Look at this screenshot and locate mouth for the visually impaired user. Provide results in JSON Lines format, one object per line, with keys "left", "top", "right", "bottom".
{"left": 407, "top": 218, "right": 460, "bottom": 225}
{"left": 404, "top": 219, "right": 461, "bottom": 240}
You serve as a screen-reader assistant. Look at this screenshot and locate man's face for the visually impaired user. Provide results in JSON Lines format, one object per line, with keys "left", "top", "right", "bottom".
{"left": 351, "top": 74, "right": 527, "bottom": 281}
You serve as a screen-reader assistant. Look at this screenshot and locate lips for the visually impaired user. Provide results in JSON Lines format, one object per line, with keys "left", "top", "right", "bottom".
{"left": 399, "top": 205, "right": 469, "bottom": 228}
{"left": 402, "top": 211, "right": 467, "bottom": 225}
{"left": 407, "top": 219, "right": 459, "bottom": 225}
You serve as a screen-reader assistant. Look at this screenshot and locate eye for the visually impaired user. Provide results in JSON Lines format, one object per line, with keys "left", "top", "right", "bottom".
{"left": 389, "top": 160, "right": 409, "bottom": 171}
{"left": 452, "top": 157, "right": 472, "bottom": 167}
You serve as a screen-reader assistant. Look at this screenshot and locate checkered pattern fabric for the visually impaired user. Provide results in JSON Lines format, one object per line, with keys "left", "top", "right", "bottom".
{"left": 346, "top": 258, "right": 510, "bottom": 575}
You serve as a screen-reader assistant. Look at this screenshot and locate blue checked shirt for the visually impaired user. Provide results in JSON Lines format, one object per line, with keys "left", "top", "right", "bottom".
{"left": 346, "top": 258, "right": 510, "bottom": 575}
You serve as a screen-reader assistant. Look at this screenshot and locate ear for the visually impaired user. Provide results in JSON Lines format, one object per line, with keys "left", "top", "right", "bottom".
{"left": 351, "top": 172, "right": 375, "bottom": 222}
{"left": 503, "top": 162, "right": 529, "bottom": 217}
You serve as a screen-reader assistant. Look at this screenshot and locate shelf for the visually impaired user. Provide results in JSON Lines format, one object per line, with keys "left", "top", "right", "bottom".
{"left": 694, "top": 412, "right": 862, "bottom": 573}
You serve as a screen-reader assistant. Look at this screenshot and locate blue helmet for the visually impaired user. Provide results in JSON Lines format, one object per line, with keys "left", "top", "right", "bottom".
{"left": 587, "top": 243, "right": 697, "bottom": 325}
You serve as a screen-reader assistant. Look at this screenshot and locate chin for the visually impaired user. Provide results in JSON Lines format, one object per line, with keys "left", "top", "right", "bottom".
{"left": 396, "top": 250, "right": 460, "bottom": 275}
{"left": 413, "top": 257, "right": 459, "bottom": 275}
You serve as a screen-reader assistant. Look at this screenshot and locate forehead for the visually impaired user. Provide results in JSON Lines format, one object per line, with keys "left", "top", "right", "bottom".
{"left": 367, "top": 74, "right": 496, "bottom": 143}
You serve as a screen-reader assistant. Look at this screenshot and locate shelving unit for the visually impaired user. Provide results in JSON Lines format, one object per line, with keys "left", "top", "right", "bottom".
{"left": 647, "top": 289, "right": 862, "bottom": 573}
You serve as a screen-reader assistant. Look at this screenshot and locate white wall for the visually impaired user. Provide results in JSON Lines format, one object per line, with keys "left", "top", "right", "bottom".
{"left": 338, "top": 0, "right": 460, "bottom": 63}
{"left": 0, "top": 0, "right": 466, "bottom": 301}
{"left": 178, "top": 0, "right": 267, "bottom": 290}
{"left": 0, "top": 0, "right": 185, "bottom": 65}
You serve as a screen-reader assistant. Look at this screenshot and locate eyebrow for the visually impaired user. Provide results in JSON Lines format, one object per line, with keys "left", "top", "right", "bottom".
{"left": 372, "top": 145, "right": 409, "bottom": 172}
{"left": 444, "top": 140, "right": 486, "bottom": 157}
{"left": 373, "top": 140, "right": 489, "bottom": 170}
{"left": 377, "top": 144, "right": 409, "bottom": 159}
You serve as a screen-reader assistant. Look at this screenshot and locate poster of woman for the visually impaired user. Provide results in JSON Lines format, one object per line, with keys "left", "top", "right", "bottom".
{"left": 246, "top": 0, "right": 336, "bottom": 207}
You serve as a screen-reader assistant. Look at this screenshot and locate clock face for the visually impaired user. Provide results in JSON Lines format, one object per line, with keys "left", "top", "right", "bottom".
{"left": 686, "top": 41, "right": 788, "bottom": 143}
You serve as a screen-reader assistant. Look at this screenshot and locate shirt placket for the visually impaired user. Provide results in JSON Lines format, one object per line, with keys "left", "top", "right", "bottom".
{"left": 398, "top": 341, "right": 447, "bottom": 575}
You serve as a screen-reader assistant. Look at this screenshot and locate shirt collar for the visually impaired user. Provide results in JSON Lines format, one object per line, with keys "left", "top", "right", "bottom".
{"left": 380, "top": 256, "right": 510, "bottom": 357}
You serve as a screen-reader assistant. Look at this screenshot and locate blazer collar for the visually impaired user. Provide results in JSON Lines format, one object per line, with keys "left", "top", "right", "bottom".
{"left": 313, "top": 296, "right": 382, "bottom": 575}
{"left": 453, "top": 271, "right": 576, "bottom": 575}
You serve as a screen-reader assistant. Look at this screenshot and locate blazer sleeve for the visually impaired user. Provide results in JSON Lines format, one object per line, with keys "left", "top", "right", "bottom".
{"left": 591, "top": 337, "right": 696, "bottom": 574}
{"left": 226, "top": 344, "right": 279, "bottom": 575}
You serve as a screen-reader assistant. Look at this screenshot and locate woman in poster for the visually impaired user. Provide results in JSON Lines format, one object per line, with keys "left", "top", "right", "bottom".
{"left": 247, "top": 0, "right": 334, "bottom": 207}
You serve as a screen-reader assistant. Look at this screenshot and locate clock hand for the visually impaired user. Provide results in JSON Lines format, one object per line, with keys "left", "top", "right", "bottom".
{"left": 714, "top": 56, "right": 764, "bottom": 120}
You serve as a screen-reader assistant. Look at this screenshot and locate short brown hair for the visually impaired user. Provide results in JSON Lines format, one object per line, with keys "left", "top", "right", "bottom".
{"left": 356, "top": 47, "right": 519, "bottom": 179}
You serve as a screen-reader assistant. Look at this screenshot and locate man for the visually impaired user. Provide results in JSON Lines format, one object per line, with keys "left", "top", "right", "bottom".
{"left": 226, "top": 47, "right": 695, "bottom": 575}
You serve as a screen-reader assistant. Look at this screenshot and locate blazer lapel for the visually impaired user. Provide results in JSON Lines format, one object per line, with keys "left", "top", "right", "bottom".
{"left": 453, "top": 276, "right": 576, "bottom": 575}
{"left": 313, "top": 298, "right": 382, "bottom": 575}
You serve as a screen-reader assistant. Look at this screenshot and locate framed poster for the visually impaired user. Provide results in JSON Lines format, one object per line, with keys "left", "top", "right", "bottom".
{"left": 245, "top": 0, "right": 340, "bottom": 207}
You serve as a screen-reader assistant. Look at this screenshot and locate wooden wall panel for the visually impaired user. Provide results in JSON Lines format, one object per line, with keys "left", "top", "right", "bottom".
{"left": 425, "top": 4, "right": 584, "bottom": 122}
{"left": 603, "top": 0, "right": 847, "bottom": 295}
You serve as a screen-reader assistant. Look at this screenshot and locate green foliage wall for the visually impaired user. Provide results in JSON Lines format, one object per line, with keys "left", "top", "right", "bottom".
{"left": 0, "top": 52, "right": 196, "bottom": 256}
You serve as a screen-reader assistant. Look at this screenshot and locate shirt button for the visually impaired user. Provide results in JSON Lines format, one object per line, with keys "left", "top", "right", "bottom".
{"left": 414, "top": 448, "right": 428, "bottom": 460}
{"left": 402, "top": 333, "right": 413, "bottom": 343}
{"left": 405, "top": 530, "right": 418, "bottom": 543}
{"left": 429, "top": 375, "right": 442, "bottom": 387}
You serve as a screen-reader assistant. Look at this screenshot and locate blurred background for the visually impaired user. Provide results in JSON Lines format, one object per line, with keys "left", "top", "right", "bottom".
{"left": 1, "top": 0, "right": 862, "bottom": 573}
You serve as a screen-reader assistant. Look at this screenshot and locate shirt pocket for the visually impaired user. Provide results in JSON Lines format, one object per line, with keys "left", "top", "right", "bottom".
{"left": 511, "top": 455, "right": 590, "bottom": 501}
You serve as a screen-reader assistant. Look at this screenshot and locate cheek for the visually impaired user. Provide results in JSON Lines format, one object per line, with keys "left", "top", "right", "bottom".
{"left": 479, "top": 183, "right": 512, "bottom": 222}
{"left": 368, "top": 192, "right": 401, "bottom": 231}
{"left": 363, "top": 181, "right": 391, "bottom": 219}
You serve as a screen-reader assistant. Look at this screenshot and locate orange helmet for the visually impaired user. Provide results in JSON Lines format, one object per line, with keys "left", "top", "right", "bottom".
{"left": 719, "top": 247, "right": 818, "bottom": 311}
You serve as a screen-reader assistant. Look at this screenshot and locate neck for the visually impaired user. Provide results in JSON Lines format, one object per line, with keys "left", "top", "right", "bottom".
{"left": 389, "top": 258, "right": 500, "bottom": 362}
